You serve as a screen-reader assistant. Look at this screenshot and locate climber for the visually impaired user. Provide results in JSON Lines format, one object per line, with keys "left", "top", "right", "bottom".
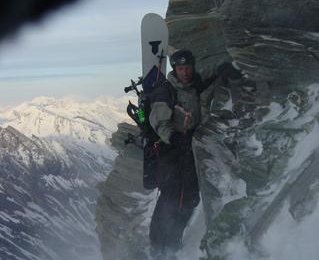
{"left": 147, "top": 48, "right": 244, "bottom": 258}
{"left": 148, "top": 49, "right": 208, "bottom": 257}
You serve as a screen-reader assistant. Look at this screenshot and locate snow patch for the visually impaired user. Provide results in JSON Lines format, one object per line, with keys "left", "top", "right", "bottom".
{"left": 0, "top": 211, "right": 20, "bottom": 224}
{"left": 205, "top": 159, "right": 247, "bottom": 206}
{"left": 177, "top": 202, "right": 207, "bottom": 260}
{"left": 225, "top": 203, "right": 319, "bottom": 260}
{"left": 259, "top": 35, "right": 303, "bottom": 47}
{"left": 246, "top": 134, "right": 263, "bottom": 156}
{"left": 42, "top": 175, "right": 74, "bottom": 191}
{"left": 0, "top": 183, "right": 4, "bottom": 193}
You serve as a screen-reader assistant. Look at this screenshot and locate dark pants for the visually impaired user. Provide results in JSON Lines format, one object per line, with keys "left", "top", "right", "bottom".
{"left": 149, "top": 139, "right": 200, "bottom": 255}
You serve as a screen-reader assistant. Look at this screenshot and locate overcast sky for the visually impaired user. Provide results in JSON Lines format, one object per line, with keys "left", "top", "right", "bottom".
{"left": 0, "top": 0, "right": 168, "bottom": 105}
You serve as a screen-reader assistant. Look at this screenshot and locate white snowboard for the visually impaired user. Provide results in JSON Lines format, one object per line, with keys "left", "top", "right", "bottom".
{"left": 141, "top": 13, "right": 169, "bottom": 93}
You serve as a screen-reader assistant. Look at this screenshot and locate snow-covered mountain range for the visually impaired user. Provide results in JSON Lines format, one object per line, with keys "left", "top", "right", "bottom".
{"left": 0, "top": 96, "right": 130, "bottom": 143}
{"left": 0, "top": 96, "right": 130, "bottom": 260}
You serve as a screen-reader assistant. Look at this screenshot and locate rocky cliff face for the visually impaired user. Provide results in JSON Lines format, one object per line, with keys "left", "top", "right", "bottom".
{"left": 96, "top": 123, "right": 157, "bottom": 260}
{"left": 167, "top": 0, "right": 215, "bottom": 16}
{"left": 167, "top": 1, "right": 230, "bottom": 73}
{"left": 96, "top": 1, "right": 319, "bottom": 260}
{"left": 221, "top": 0, "right": 319, "bottom": 85}
{"left": 167, "top": 0, "right": 319, "bottom": 259}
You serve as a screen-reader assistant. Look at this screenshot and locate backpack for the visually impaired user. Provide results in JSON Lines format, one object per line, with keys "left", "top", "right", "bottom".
{"left": 142, "top": 81, "right": 178, "bottom": 189}
{"left": 125, "top": 78, "right": 177, "bottom": 190}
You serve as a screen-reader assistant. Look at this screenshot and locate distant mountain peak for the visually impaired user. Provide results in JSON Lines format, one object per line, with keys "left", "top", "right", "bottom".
{"left": 0, "top": 96, "right": 131, "bottom": 146}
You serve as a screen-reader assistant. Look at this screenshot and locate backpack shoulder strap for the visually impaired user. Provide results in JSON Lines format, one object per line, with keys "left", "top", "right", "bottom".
{"left": 166, "top": 82, "right": 177, "bottom": 109}
{"left": 150, "top": 80, "right": 176, "bottom": 109}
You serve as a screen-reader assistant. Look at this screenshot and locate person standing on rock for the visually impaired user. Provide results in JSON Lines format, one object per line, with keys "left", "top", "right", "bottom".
{"left": 148, "top": 49, "right": 210, "bottom": 257}
{"left": 148, "top": 48, "right": 243, "bottom": 258}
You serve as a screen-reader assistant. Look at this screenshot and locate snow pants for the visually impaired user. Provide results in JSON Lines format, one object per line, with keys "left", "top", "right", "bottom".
{"left": 149, "top": 138, "right": 200, "bottom": 254}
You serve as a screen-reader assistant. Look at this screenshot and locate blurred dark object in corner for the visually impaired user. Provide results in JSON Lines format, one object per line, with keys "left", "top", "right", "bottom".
{"left": 0, "top": 0, "right": 79, "bottom": 40}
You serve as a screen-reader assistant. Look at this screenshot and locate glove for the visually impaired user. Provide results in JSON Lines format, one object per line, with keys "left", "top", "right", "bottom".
{"left": 217, "top": 62, "right": 242, "bottom": 80}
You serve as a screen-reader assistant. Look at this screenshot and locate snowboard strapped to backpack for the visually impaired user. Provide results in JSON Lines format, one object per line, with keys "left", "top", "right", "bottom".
{"left": 124, "top": 13, "right": 169, "bottom": 190}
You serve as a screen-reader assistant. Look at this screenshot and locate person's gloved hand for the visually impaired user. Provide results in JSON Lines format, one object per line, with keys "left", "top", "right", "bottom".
{"left": 217, "top": 62, "right": 242, "bottom": 80}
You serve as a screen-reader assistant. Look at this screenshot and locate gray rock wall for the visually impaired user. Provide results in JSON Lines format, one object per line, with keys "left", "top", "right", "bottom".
{"left": 167, "top": 0, "right": 319, "bottom": 259}
{"left": 220, "top": 0, "right": 319, "bottom": 86}
{"left": 96, "top": 123, "right": 156, "bottom": 260}
{"left": 166, "top": 6, "right": 231, "bottom": 78}
{"left": 167, "top": 0, "right": 215, "bottom": 16}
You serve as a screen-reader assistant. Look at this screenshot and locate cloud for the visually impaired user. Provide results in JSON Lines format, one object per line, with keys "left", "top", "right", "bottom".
{"left": 0, "top": 0, "right": 168, "bottom": 104}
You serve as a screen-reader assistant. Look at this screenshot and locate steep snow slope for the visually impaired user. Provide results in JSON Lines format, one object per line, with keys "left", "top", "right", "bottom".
{"left": 0, "top": 96, "right": 130, "bottom": 260}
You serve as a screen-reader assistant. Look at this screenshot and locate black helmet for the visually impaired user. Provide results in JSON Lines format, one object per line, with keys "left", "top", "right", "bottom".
{"left": 170, "top": 49, "right": 195, "bottom": 68}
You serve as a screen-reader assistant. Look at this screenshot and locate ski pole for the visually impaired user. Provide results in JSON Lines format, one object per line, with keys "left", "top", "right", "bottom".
{"left": 155, "top": 49, "right": 165, "bottom": 84}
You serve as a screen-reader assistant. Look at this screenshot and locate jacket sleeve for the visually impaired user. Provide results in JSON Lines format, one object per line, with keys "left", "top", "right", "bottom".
{"left": 149, "top": 101, "right": 174, "bottom": 144}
